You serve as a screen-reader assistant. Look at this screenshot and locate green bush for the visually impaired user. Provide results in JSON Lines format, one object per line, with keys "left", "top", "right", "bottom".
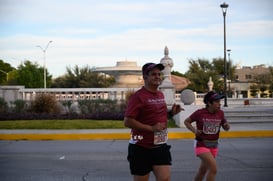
{"left": 13, "top": 99, "right": 28, "bottom": 113}
{"left": 250, "top": 84, "right": 258, "bottom": 97}
{"left": 0, "top": 97, "right": 8, "bottom": 113}
{"left": 260, "top": 84, "right": 268, "bottom": 98}
{"left": 61, "top": 100, "right": 73, "bottom": 113}
{"left": 78, "top": 99, "right": 121, "bottom": 114}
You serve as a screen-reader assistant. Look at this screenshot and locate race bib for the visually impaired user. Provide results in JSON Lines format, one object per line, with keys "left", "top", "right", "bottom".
{"left": 203, "top": 122, "right": 220, "bottom": 134}
{"left": 154, "top": 129, "right": 168, "bottom": 145}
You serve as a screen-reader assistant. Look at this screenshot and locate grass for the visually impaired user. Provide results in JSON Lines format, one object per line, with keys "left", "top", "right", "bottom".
{"left": 0, "top": 120, "right": 125, "bottom": 129}
{"left": 0, "top": 119, "right": 178, "bottom": 129}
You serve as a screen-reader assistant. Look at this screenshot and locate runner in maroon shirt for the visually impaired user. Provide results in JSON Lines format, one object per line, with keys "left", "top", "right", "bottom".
{"left": 184, "top": 91, "right": 230, "bottom": 181}
{"left": 124, "top": 62, "right": 182, "bottom": 181}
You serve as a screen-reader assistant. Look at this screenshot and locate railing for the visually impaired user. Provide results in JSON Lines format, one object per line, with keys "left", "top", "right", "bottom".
{"left": 19, "top": 87, "right": 140, "bottom": 102}
{"left": 1, "top": 86, "right": 273, "bottom": 106}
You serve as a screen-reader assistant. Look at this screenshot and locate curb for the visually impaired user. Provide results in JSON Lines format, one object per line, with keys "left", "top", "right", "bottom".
{"left": 1, "top": 130, "right": 273, "bottom": 140}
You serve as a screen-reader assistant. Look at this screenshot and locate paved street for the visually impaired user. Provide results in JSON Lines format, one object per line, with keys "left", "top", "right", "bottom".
{"left": 0, "top": 138, "right": 272, "bottom": 181}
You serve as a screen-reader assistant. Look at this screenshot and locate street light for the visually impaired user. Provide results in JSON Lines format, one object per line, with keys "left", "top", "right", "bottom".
{"left": 220, "top": 2, "right": 229, "bottom": 107}
{"left": 37, "top": 41, "right": 53, "bottom": 89}
{"left": 227, "top": 49, "right": 231, "bottom": 97}
{"left": 227, "top": 49, "right": 231, "bottom": 79}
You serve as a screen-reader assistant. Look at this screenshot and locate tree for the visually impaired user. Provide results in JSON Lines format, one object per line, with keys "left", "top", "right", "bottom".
{"left": 250, "top": 84, "right": 259, "bottom": 97}
{"left": 16, "top": 60, "right": 52, "bottom": 88}
{"left": 184, "top": 58, "right": 219, "bottom": 92}
{"left": 253, "top": 73, "right": 270, "bottom": 85}
{"left": 260, "top": 84, "right": 268, "bottom": 98}
{"left": 0, "top": 60, "right": 16, "bottom": 84}
{"left": 51, "top": 65, "right": 115, "bottom": 88}
{"left": 269, "top": 66, "right": 273, "bottom": 98}
{"left": 171, "top": 70, "right": 185, "bottom": 77}
{"left": 184, "top": 57, "right": 236, "bottom": 93}
{"left": 30, "top": 93, "right": 60, "bottom": 113}
{"left": 251, "top": 66, "right": 273, "bottom": 98}
{"left": 253, "top": 66, "right": 273, "bottom": 85}
{"left": 269, "top": 83, "right": 273, "bottom": 98}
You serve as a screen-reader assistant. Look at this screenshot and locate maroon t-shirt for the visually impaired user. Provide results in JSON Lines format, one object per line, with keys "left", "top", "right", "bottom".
{"left": 124, "top": 86, "right": 168, "bottom": 148}
{"left": 190, "top": 108, "right": 227, "bottom": 142}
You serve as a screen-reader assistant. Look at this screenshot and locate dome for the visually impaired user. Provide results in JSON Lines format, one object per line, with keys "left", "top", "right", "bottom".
{"left": 116, "top": 61, "right": 137, "bottom": 67}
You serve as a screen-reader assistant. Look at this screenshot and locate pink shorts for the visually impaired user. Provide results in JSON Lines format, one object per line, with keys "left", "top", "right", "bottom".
{"left": 194, "top": 141, "right": 218, "bottom": 157}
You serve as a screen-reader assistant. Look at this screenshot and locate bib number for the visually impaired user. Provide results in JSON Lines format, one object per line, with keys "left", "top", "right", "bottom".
{"left": 154, "top": 129, "right": 168, "bottom": 145}
{"left": 203, "top": 122, "right": 220, "bottom": 134}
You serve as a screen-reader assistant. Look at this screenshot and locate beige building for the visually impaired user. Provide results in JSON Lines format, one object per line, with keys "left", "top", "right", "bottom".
{"left": 231, "top": 64, "right": 271, "bottom": 98}
{"left": 235, "top": 64, "right": 270, "bottom": 82}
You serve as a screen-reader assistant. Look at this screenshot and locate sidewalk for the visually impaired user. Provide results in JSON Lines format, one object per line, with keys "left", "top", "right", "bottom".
{"left": 1, "top": 122, "right": 273, "bottom": 140}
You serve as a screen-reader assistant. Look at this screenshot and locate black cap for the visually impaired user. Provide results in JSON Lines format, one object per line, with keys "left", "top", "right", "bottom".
{"left": 204, "top": 91, "right": 225, "bottom": 104}
{"left": 142, "top": 63, "right": 164, "bottom": 75}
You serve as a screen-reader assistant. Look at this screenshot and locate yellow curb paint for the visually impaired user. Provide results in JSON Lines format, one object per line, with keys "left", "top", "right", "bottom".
{"left": 168, "top": 132, "right": 195, "bottom": 139}
{"left": 220, "top": 130, "right": 273, "bottom": 138}
{"left": 0, "top": 130, "right": 273, "bottom": 140}
{"left": 168, "top": 131, "right": 273, "bottom": 139}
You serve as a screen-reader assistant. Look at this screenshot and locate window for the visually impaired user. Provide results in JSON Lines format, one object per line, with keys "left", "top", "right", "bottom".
{"left": 245, "top": 74, "right": 252, "bottom": 79}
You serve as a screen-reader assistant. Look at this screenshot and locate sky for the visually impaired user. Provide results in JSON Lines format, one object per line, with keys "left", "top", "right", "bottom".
{"left": 0, "top": 0, "right": 273, "bottom": 78}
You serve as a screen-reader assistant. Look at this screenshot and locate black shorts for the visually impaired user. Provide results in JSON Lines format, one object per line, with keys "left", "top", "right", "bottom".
{"left": 127, "top": 143, "right": 172, "bottom": 176}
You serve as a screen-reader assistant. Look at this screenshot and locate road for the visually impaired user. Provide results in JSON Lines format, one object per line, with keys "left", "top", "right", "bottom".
{"left": 0, "top": 138, "right": 272, "bottom": 181}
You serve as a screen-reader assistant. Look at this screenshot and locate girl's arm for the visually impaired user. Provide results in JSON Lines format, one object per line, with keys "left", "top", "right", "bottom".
{"left": 222, "top": 122, "right": 230, "bottom": 131}
{"left": 184, "top": 117, "right": 202, "bottom": 136}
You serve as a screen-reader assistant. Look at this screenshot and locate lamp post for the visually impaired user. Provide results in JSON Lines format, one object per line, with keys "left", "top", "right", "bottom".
{"left": 227, "top": 49, "right": 231, "bottom": 79}
{"left": 227, "top": 49, "right": 231, "bottom": 97}
{"left": 37, "top": 41, "right": 53, "bottom": 89}
{"left": 220, "top": 2, "right": 229, "bottom": 107}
